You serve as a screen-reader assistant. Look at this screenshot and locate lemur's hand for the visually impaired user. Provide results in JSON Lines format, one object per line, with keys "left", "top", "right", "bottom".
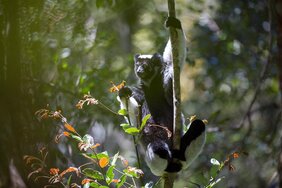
{"left": 165, "top": 16, "right": 182, "bottom": 29}
{"left": 118, "top": 86, "right": 132, "bottom": 98}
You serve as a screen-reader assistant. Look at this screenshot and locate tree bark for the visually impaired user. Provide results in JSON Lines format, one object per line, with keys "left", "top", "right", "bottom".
{"left": 164, "top": 0, "right": 182, "bottom": 187}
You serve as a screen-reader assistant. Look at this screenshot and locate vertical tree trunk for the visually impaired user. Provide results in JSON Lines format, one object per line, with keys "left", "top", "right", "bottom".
{"left": 164, "top": 0, "right": 182, "bottom": 187}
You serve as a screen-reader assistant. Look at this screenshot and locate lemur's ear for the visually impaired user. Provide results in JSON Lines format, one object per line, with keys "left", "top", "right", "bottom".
{"left": 151, "top": 53, "right": 163, "bottom": 65}
{"left": 134, "top": 54, "right": 141, "bottom": 62}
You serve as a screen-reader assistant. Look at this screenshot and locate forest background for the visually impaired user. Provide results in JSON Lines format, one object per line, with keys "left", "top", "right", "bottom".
{"left": 0, "top": 0, "right": 282, "bottom": 187}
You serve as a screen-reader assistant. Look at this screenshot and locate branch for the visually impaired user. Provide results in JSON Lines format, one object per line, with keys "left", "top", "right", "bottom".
{"left": 164, "top": 0, "right": 182, "bottom": 187}
{"left": 167, "top": 0, "right": 182, "bottom": 153}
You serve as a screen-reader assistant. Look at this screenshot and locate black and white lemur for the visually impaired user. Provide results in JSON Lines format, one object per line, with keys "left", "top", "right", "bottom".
{"left": 117, "top": 17, "right": 206, "bottom": 176}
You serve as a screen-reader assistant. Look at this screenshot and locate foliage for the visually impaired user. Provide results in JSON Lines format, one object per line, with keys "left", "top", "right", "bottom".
{"left": 26, "top": 108, "right": 144, "bottom": 188}
{"left": 0, "top": 0, "right": 281, "bottom": 187}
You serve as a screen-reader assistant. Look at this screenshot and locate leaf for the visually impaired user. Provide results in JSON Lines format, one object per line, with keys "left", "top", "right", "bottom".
{"left": 91, "top": 143, "right": 101, "bottom": 149}
{"left": 124, "top": 127, "right": 140, "bottom": 135}
{"left": 71, "top": 135, "right": 83, "bottom": 142}
{"left": 232, "top": 152, "right": 240, "bottom": 159}
{"left": 210, "top": 158, "right": 220, "bottom": 166}
{"left": 49, "top": 168, "right": 59, "bottom": 175}
{"left": 67, "top": 174, "right": 72, "bottom": 186}
{"left": 60, "top": 167, "right": 79, "bottom": 177}
{"left": 89, "top": 182, "right": 99, "bottom": 188}
{"left": 117, "top": 175, "right": 126, "bottom": 188}
{"left": 124, "top": 166, "right": 143, "bottom": 178}
{"left": 140, "top": 114, "right": 151, "bottom": 130}
{"left": 209, "top": 165, "right": 218, "bottom": 179}
{"left": 64, "top": 123, "right": 76, "bottom": 133}
{"left": 111, "top": 152, "right": 119, "bottom": 166}
{"left": 82, "top": 168, "right": 104, "bottom": 180}
{"left": 109, "top": 81, "right": 126, "bottom": 93}
{"left": 118, "top": 109, "right": 127, "bottom": 116}
{"left": 99, "top": 157, "right": 109, "bottom": 168}
{"left": 106, "top": 165, "right": 115, "bottom": 184}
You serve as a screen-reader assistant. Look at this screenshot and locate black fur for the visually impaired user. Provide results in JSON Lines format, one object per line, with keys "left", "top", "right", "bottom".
{"left": 118, "top": 17, "right": 205, "bottom": 175}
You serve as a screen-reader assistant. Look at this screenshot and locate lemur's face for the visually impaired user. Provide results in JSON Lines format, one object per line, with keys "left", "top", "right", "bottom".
{"left": 134, "top": 53, "right": 163, "bottom": 81}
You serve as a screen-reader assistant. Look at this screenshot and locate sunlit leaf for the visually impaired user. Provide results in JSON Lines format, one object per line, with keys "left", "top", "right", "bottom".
{"left": 71, "top": 135, "right": 83, "bottom": 142}
{"left": 49, "top": 168, "right": 60, "bottom": 175}
{"left": 81, "top": 178, "right": 91, "bottom": 185}
{"left": 64, "top": 123, "right": 76, "bottom": 133}
{"left": 91, "top": 143, "right": 101, "bottom": 149}
{"left": 118, "top": 109, "right": 127, "bottom": 116}
{"left": 117, "top": 175, "right": 126, "bottom": 188}
{"left": 124, "top": 127, "right": 140, "bottom": 135}
{"left": 99, "top": 157, "right": 109, "bottom": 168}
{"left": 109, "top": 81, "right": 126, "bottom": 93}
{"left": 82, "top": 168, "right": 104, "bottom": 180}
{"left": 89, "top": 182, "right": 99, "bottom": 188}
{"left": 140, "top": 114, "right": 151, "bottom": 130}
{"left": 111, "top": 152, "right": 119, "bottom": 166}
{"left": 106, "top": 165, "right": 115, "bottom": 184}
{"left": 60, "top": 167, "right": 79, "bottom": 177}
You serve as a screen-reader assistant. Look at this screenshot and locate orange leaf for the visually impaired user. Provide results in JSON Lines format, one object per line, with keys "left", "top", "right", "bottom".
{"left": 91, "top": 143, "right": 101, "bottom": 149}
{"left": 49, "top": 168, "right": 60, "bottom": 175}
{"left": 64, "top": 123, "right": 76, "bottom": 133}
{"left": 59, "top": 167, "right": 78, "bottom": 177}
{"left": 63, "top": 131, "right": 70, "bottom": 137}
{"left": 111, "top": 179, "right": 120, "bottom": 183}
{"left": 109, "top": 81, "right": 126, "bottom": 93}
{"left": 233, "top": 152, "right": 240, "bottom": 159}
{"left": 99, "top": 157, "right": 109, "bottom": 168}
{"left": 81, "top": 178, "right": 91, "bottom": 185}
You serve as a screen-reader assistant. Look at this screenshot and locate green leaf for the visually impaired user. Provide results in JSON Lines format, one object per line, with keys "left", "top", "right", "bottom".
{"left": 111, "top": 152, "right": 119, "bottom": 166}
{"left": 118, "top": 109, "right": 127, "bottom": 116}
{"left": 120, "top": 123, "right": 130, "bottom": 131}
{"left": 89, "top": 182, "right": 99, "bottom": 188}
{"left": 97, "top": 151, "right": 109, "bottom": 159}
{"left": 67, "top": 174, "right": 72, "bottom": 185}
{"left": 124, "top": 127, "right": 140, "bottom": 135}
{"left": 140, "top": 114, "right": 151, "bottom": 130}
{"left": 82, "top": 168, "right": 104, "bottom": 180}
{"left": 117, "top": 175, "right": 126, "bottom": 188}
{"left": 71, "top": 134, "right": 83, "bottom": 142}
{"left": 209, "top": 165, "right": 218, "bottom": 179}
{"left": 98, "top": 186, "right": 109, "bottom": 188}
{"left": 106, "top": 165, "right": 115, "bottom": 184}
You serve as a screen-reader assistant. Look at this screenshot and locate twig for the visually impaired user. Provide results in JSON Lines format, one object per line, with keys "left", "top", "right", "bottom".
{"left": 235, "top": 0, "right": 272, "bottom": 130}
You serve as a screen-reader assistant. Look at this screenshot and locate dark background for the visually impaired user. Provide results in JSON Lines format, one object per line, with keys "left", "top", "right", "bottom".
{"left": 0, "top": 0, "right": 282, "bottom": 187}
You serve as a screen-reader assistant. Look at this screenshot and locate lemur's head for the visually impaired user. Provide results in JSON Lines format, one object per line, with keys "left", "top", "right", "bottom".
{"left": 134, "top": 53, "right": 163, "bottom": 83}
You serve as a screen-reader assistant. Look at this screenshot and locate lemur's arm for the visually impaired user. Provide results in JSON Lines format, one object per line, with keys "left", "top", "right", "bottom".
{"left": 163, "top": 17, "right": 186, "bottom": 69}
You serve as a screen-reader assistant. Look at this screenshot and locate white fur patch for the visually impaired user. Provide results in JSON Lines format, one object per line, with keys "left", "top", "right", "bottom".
{"left": 138, "top": 54, "right": 153, "bottom": 59}
{"left": 145, "top": 143, "right": 168, "bottom": 176}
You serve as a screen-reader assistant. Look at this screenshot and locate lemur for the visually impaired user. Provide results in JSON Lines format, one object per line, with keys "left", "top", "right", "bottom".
{"left": 117, "top": 17, "right": 206, "bottom": 176}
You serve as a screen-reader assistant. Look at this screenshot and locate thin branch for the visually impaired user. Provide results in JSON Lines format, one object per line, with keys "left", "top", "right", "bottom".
{"left": 165, "top": 0, "right": 181, "bottom": 187}
{"left": 167, "top": 0, "right": 182, "bottom": 153}
{"left": 235, "top": 0, "right": 273, "bottom": 130}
